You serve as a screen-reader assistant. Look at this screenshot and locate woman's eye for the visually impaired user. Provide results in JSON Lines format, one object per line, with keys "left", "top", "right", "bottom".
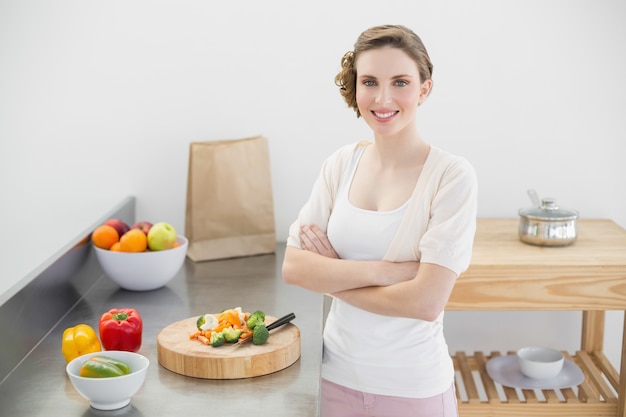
{"left": 394, "top": 80, "right": 408, "bottom": 87}
{"left": 363, "top": 80, "right": 376, "bottom": 87}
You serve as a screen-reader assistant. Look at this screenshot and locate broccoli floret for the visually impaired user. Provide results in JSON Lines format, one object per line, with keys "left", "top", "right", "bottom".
{"left": 252, "top": 324, "right": 269, "bottom": 345}
{"left": 222, "top": 326, "right": 242, "bottom": 343}
{"left": 209, "top": 331, "right": 225, "bottom": 347}
{"left": 246, "top": 310, "right": 266, "bottom": 331}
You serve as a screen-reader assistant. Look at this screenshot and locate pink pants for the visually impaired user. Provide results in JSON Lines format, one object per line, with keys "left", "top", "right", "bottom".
{"left": 321, "top": 379, "right": 459, "bottom": 417}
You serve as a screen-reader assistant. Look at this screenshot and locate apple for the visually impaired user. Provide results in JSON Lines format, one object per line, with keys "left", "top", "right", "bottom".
{"left": 104, "top": 219, "right": 130, "bottom": 237}
{"left": 131, "top": 221, "right": 153, "bottom": 235}
{"left": 147, "top": 222, "right": 177, "bottom": 251}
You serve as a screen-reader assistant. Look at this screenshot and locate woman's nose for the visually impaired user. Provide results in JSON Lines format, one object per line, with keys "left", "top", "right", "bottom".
{"left": 374, "top": 88, "right": 391, "bottom": 105}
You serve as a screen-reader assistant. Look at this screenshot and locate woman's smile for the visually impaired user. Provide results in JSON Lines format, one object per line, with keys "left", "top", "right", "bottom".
{"left": 372, "top": 110, "right": 399, "bottom": 121}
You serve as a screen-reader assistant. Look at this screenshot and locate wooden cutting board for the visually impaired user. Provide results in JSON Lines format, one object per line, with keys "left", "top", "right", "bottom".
{"left": 157, "top": 316, "right": 301, "bottom": 379}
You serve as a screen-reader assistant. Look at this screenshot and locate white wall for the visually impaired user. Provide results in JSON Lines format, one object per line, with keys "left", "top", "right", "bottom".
{"left": 2, "top": 1, "right": 625, "bottom": 366}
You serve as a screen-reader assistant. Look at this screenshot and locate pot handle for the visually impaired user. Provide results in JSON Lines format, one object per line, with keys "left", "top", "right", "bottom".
{"left": 527, "top": 189, "right": 541, "bottom": 207}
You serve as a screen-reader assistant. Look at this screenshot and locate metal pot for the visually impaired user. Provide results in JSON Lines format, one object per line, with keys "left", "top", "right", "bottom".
{"left": 518, "top": 191, "right": 579, "bottom": 247}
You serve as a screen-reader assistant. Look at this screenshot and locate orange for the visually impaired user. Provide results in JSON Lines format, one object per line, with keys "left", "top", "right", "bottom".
{"left": 119, "top": 229, "right": 148, "bottom": 252}
{"left": 110, "top": 242, "right": 122, "bottom": 252}
{"left": 92, "top": 225, "right": 119, "bottom": 250}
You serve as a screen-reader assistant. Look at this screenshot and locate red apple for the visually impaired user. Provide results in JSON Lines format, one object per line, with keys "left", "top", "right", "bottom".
{"left": 104, "top": 219, "right": 129, "bottom": 237}
{"left": 131, "top": 221, "right": 153, "bottom": 235}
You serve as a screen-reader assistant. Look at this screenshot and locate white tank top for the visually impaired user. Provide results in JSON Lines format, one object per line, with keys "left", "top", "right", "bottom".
{"left": 326, "top": 147, "right": 407, "bottom": 260}
{"left": 322, "top": 146, "right": 454, "bottom": 398}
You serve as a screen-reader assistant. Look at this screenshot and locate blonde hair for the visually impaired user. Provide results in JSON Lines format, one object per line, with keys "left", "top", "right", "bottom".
{"left": 335, "top": 25, "right": 434, "bottom": 117}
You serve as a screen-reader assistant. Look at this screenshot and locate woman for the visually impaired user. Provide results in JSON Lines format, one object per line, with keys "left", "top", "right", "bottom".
{"left": 282, "top": 25, "right": 477, "bottom": 417}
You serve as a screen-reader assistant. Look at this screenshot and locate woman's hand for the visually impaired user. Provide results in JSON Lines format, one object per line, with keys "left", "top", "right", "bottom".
{"left": 300, "top": 224, "right": 339, "bottom": 259}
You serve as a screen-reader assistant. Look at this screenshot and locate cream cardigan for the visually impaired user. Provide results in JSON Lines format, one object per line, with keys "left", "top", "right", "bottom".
{"left": 287, "top": 140, "right": 477, "bottom": 275}
{"left": 286, "top": 140, "right": 478, "bottom": 397}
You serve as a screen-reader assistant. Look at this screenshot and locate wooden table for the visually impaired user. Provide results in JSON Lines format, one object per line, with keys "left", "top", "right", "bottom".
{"left": 447, "top": 219, "right": 626, "bottom": 417}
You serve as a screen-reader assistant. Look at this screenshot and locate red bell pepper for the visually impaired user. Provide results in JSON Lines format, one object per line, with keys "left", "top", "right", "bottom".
{"left": 99, "top": 308, "right": 142, "bottom": 352}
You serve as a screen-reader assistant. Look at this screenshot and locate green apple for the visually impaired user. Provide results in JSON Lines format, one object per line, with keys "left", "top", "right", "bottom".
{"left": 147, "top": 222, "right": 177, "bottom": 251}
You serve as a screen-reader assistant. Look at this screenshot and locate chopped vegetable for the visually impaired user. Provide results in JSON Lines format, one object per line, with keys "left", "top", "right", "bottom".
{"left": 209, "top": 331, "right": 225, "bottom": 347}
{"left": 246, "top": 310, "right": 266, "bottom": 331}
{"left": 189, "top": 307, "right": 270, "bottom": 347}
{"left": 196, "top": 313, "right": 219, "bottom": 331}
{"left": 79, "top": 355, "right": 132, "bottom": 378}
{"left": 99, "top": 308, "right": 143, "bottom": 352}
{"left": 62, "top": 324, "right": 102, "bottom": 363}
{"left": 236, "top": 307, "right": 246, "bottom": 324}
{"left": 222, "top": 326, "right": 242, "bottom": 343}
{"left": 252, "top": 324, "right": 269, "bottom": 345}
{"left": 239, "top": 330, "right": 253, "bottom": 341}
{"left": 216, "top": 308, "right": 243, "bottom": 327}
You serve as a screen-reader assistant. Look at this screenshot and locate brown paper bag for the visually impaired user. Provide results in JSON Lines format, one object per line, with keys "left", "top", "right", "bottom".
{"left": 185, "top": 135, "right": 276, "bottom": 261}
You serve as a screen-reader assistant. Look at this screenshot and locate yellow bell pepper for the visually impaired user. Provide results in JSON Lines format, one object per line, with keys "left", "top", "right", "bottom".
{"left": 62, "top": 323, "right": 102, "bottom": 363}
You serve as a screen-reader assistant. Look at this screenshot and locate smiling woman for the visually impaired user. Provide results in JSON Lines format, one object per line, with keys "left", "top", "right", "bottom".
{"left": 282, "top": 24, "right": 477, "bottom": 417}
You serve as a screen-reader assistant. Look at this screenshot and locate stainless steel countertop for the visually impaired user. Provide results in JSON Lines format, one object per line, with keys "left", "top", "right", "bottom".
{"left": 0, "top": 244, "right": 323, "bottom": 416}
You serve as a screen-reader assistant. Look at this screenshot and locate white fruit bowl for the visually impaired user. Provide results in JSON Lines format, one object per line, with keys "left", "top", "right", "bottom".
{"left": 66, "top": 350, "right": 149, "bottom": 410}
{"left": 517, "top": 346, "right": 564, "bottom": 379}
{"left": 94, "top": 236, "right": 188, "bottom": 291}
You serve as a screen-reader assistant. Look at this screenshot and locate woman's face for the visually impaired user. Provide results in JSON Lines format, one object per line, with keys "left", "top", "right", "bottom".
{"left": 355, "top": 46, "right": 430, "bottom": 138}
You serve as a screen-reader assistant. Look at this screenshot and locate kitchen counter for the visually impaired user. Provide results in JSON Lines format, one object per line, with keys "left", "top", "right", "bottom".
{"left": 5, "top": 208, "right": 626, "bottom": 417}
{"left": 0, "top": 234, "right": 323, "bottom": 416}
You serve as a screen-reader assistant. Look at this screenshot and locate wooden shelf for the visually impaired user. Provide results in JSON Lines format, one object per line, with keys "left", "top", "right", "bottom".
{"left": 447, "top": 220, "right": 626, "bottom": 416}
{"left": 453, "top": 350, "right": 620, "bottom": 417}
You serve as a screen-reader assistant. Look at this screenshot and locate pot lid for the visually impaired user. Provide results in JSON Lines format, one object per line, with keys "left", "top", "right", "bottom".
{"left": 519, "top": 198, "right": 579, "bottom": 220}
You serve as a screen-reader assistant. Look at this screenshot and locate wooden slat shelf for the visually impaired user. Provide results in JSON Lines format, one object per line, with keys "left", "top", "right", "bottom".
{"left": 453, "top": 350, "right": 620, "bottom": 417}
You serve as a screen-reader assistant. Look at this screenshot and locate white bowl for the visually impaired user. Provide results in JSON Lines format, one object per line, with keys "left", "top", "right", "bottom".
{"left": 517, "top": 346, "right": 564, "bottom": 379}
{"left": 94, "top": 236, "right": 187, "bottom": 291}
{"left": 66, "top": 350, "right": 149, "bottom": 410}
